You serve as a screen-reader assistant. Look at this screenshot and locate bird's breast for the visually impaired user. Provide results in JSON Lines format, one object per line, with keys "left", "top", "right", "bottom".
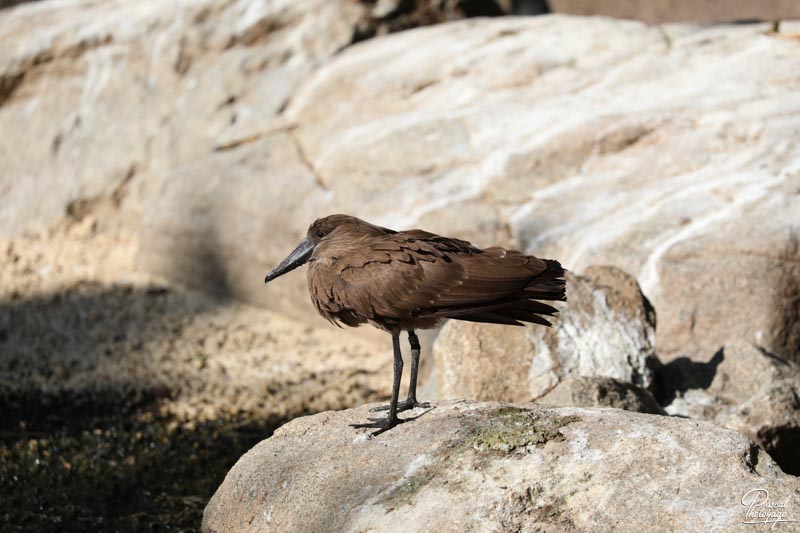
{"left": 306, "top": 257, "right": 367, "bottom": 328}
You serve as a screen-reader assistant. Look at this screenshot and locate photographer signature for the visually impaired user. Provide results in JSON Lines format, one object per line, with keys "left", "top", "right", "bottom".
{"left": 742, "top": 489, "right": 797, "bottom": 528}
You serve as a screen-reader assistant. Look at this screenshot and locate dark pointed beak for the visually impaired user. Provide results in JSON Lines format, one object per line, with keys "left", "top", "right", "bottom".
{"left": 265, "top": 237, "right": 316, "bottom": 283}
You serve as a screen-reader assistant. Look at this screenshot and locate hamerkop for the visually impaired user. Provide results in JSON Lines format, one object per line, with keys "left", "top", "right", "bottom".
{"left": 265, "top": 214, "right": 566, "bottom": 435}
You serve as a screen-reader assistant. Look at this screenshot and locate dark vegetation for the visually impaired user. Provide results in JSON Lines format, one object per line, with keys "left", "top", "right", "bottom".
{"left": 0, "top": 392, "right": 278, "bottom": 532}
{"left": 0, "top": 284, "right": 274, "bottom": 531}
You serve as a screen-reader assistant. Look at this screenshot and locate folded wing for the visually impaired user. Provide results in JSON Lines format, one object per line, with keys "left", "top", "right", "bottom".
{"left": 329, "top": 230, "right": 566, "bottom": 328}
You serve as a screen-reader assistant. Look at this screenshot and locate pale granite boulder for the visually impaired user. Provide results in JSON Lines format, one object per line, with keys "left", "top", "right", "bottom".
{"left": 203, "top": 401, "right": 800, "bottom": 532}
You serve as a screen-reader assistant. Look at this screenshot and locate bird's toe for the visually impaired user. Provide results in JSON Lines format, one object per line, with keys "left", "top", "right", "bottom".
{"left": 370, "top": 399, "right": 431, "bottom": 413}
{"left": 350, "top": 416, "right": 405, "bottom": 436}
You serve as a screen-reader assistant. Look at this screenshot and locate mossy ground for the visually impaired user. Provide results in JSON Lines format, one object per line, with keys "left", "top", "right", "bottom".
{"left": 0, "top": 392, "right": 279, "bottom": 532}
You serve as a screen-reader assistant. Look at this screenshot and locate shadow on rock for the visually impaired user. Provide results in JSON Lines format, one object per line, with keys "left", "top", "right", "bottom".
{"left": 758, "top": 423, "right": 800, "bottom": 477}
{"left": 0, "top": 283, "right": 223, "bottom": 401}
{"left": 653, "top": 343, "right": 800, "bottom": 477}
{"left": 652, "top": 347, "right": 725, "bottom": 407}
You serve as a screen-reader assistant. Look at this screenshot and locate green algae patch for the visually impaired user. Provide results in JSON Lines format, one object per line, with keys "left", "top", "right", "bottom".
{"left": 469, "top": 408, "right": 581, "bottom": 453}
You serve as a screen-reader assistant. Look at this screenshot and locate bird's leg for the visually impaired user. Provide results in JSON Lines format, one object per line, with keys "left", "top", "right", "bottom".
{"left": 371, "top": 330, "right": 431, "bottom": 413}
{"left": 352, "top": 332, "right": 404, "bottom": 436}
{"left": 404, "top": 330, "right": 431, "bottom": 408}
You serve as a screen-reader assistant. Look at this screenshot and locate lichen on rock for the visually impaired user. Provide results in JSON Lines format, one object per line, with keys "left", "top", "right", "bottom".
{"left": 469, "top": 407, "right": 581, "bottom": 452}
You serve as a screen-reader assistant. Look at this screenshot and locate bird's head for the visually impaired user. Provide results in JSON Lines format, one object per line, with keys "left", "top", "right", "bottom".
{"left": 264, "top": 214, "right": 393, "bottom": 283}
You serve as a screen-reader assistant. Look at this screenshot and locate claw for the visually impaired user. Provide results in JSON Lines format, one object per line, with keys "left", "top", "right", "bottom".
{"left": 351, "top": 416, "right": 405, "bottom": 436}
{"left": 370, "top": 400, "right": 432, "bottom": 413}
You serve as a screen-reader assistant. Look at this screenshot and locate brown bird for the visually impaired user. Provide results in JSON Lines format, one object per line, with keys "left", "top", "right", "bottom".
{"left": 264, "top": 214, "right": 566, "bottom": 435}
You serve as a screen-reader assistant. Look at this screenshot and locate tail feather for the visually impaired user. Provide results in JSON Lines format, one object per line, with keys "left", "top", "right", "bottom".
{"left": 516, "top": 299, "right": 560, "bottom": 316}
{"left": 503, "top": 309, "right": 553, "bottom": 327}
{"left": 441, "top": 259, "right": 566, "bottom": 327}
{"left": 457, "top": 312, "right": 525, "bottom": 327}
{"left": 523, "top": 259, "right": 566, "bottom": 301}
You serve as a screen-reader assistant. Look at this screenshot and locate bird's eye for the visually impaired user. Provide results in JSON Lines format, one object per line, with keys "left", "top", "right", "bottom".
{"left": 316, "top": 230, "right": 325, "bottom": 238}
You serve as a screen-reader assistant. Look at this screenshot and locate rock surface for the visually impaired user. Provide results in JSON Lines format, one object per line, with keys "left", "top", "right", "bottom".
{"left": 149, "top": 15, "right": 799, "bottom": 361}
{"left": 3, "top": 7, "right": 799, "bottom": 360}
{"left": 0, "top": 0, "right": 363, "bottom": 236}
{"left": 203, "top": 401, "right": 800, "bottom": 532}
{"left": 658, "top": 341, "right": 800, "bottom": 476}
{"left": 277, "top": 15, "right": 800, "bottom": 363}
{"left": 433, "top": 266, "right": 656, "bottom": 401}
{"left": 538, "top": 376, "right": 665, "bottom": 415}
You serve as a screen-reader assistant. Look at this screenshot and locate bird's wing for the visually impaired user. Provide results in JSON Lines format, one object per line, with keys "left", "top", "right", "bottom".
{"left": 426, "top": 245, "right": 547, "bottom": 308}
{"left": 332, "top": 231, "right": 547, "bottom": 321}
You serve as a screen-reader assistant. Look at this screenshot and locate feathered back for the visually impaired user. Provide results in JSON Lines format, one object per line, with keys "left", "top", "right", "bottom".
{"left": 306, "top": 215, "right": 566, "bottom": 332}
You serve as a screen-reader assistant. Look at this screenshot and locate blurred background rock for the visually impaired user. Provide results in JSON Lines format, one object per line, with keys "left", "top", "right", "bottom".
{"left": 1, "top": 0, "right": 798, "bottom": 530}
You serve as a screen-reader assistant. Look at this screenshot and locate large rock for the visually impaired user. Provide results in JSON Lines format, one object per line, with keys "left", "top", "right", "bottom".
{"left": 433, "top": 266, "right": 656, "bottom": 401}
{"left": 0, "top": 0, "right": 365, "bottom": 324}
{"left": 152, "top": 14, "right": 800, "bottom": 359}
{"left": 203, "top": 401, "right": 800, "bottom": 532}
{"left": 279, "top": 15, "right": 800, "bottom": 359}
{"left": 3, "top": 7, "right": 799, "bottom": 359}
{"left": 658, "top": 340, "right": 800, "bottom": 476}
{"left": 0, "top": 0, "right": 362, "bottom": 237}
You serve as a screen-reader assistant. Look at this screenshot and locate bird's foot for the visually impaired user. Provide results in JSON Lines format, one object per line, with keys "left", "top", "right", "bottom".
{"left": 350, "top": 416, "right": 405, "bottom": 437}
{"left": 370, "top": 399, "right": 431, "bottom": 413}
